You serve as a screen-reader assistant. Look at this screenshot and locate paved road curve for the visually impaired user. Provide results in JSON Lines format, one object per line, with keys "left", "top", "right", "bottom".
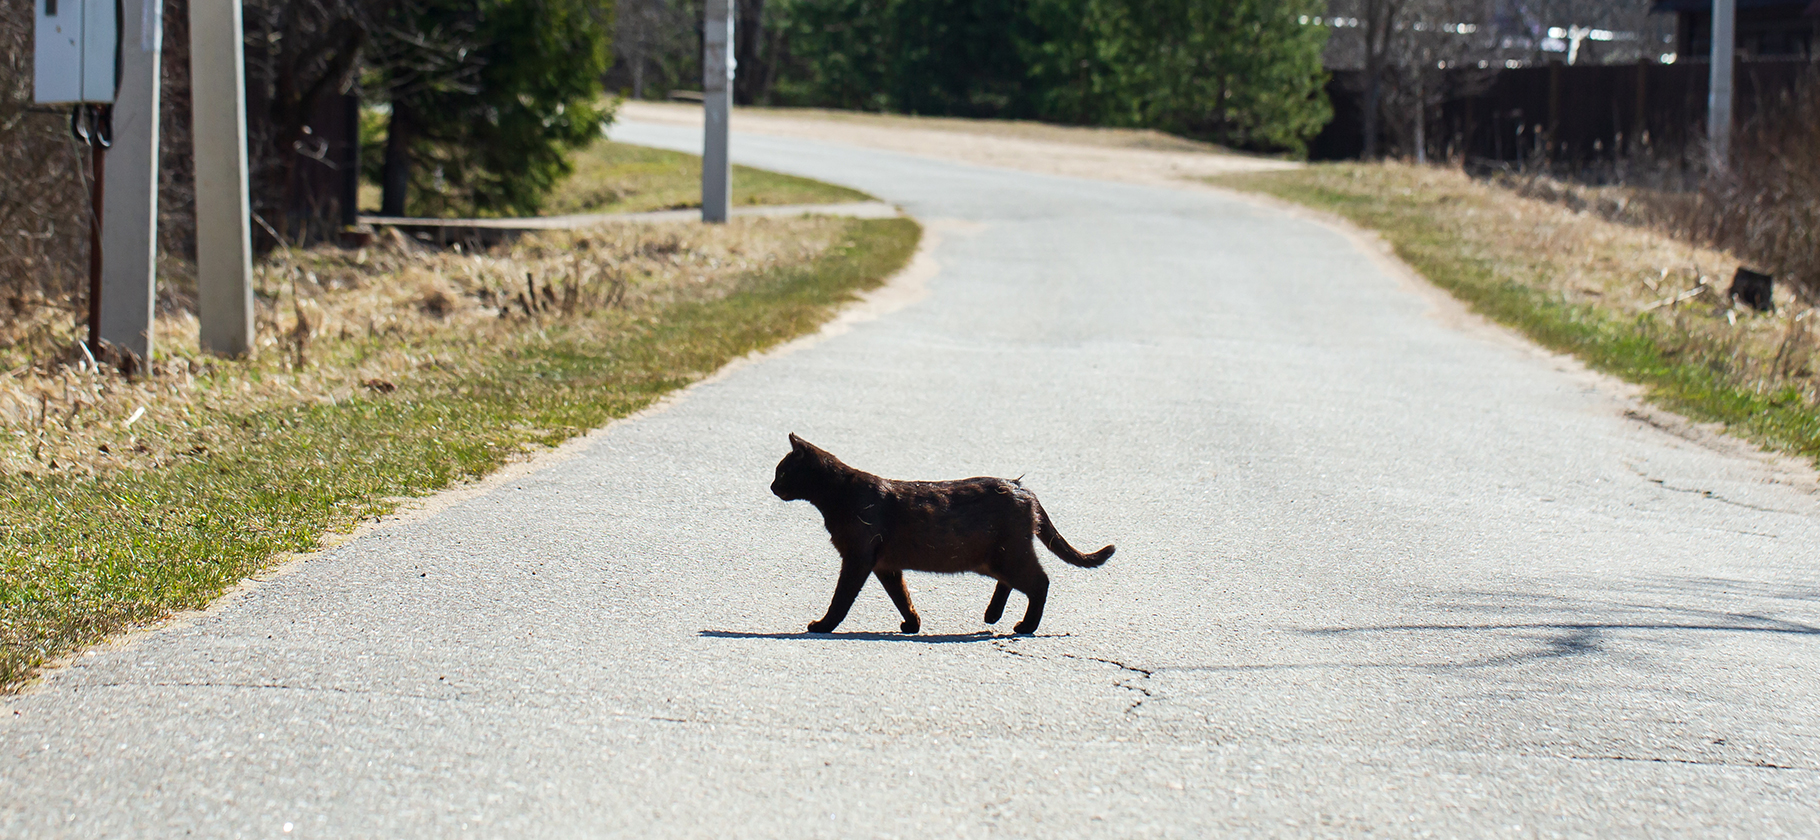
{"left": 5, "top": 124, "right": 1819, "bottom": 837}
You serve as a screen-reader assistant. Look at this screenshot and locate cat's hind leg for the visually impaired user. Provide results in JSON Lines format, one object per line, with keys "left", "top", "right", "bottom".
{"left": 984, "top": 582, "right": 1012, "bottom": 625}
{"left": 997, "top": 543, "right": 1050, "bottom": 635}
{"left": 1011, "top": 570, "right": 1049, "bottom": 635}
{"left": 874, "top": 569, "right": 921, "bottom": 634}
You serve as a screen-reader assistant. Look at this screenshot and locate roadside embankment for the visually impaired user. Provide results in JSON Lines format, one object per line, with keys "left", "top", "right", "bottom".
{"left": 1214, "top": 163, "right": 1820, "bottom": 471}
{"left": 0, "top": 214, "right": 921, "bottom": 691}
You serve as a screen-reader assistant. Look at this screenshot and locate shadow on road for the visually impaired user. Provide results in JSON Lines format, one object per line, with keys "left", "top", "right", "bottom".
{"left": 1285, "top": 576, "right": 1820, "bottom": 669}
{"left": 1306, "top": 618, "right": 1820, "bottom": 639}
{"left": 1149, "top": 577, "right": 1820, "bottom": 675}
{"left": 699, "top": 629, "right": 1012, "bottom": 643}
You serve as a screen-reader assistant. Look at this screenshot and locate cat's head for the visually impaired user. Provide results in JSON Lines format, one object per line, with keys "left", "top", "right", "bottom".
{"left": 770, "top": 433, "right": 826, "bottom": 501}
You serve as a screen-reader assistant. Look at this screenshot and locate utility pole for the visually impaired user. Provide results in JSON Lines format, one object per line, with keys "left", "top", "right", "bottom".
{"left": 702, "top": 0, "right": 734, "bottom": 223}
{"left": 1707, "top": 0, "right": 1735, "bottom": 170}
{"left": 97, "top": 0, "right": 163, "bottom": 366}
{"left": 191, "top": 0, "right": 255, "bottom": 355}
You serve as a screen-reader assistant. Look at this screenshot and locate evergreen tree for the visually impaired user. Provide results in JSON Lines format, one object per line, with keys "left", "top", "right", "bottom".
{"left": 768, "top": 0, "right": 896, "bottom": 111}
{"left": 375, "top": 0, "right": 614, "bottom": 217}
{"left": 767, "top": 0, "right": 1330, "bottom": 154}
{"left": 1019, "top": 0, "right": 1133, "bottom": 126}
{"left": 881, "top": 0, "right": 1029, "bottom": 117}
{"left": 1023, "top": 0, "right": 1330, "bottom": 154}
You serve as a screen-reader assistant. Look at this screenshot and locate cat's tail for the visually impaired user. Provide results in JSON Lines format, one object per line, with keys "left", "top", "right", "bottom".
{"left": 1034, "top": 500, "right": 1114, "bottom": 568}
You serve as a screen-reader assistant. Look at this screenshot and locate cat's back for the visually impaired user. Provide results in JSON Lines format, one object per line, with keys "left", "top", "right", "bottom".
{"left": 882, "top": 475, "right": 1031, "bottom": 523}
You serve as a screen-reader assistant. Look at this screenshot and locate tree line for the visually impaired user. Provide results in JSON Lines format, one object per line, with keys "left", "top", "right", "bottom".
{"left": 248, "top": 0, "right": 1334, "bottom": 233}
{"left": 616, "top": 0, "right": 1333, "bottom": 156}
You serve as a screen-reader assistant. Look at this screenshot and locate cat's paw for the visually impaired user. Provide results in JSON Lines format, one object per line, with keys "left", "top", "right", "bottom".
{"left": 899, "top": 619, "right": 920, "bottom": 634}
{"left": 806, "top": 620, "right": 837, "bottom": 634}
{"left": 1012, "top": 621, "right": 1039, "bottom": 635}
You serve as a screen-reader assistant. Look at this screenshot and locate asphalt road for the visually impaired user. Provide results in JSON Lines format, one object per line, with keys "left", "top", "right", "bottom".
{"left": 5, "top": 122, "right": 1819, "bottom": 838}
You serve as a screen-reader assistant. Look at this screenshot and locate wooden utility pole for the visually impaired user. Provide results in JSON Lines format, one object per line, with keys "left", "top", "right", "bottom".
{"left": 192, "top": 0, "right": 256, "bottom": 355}
{"left": 702, "top": 0, "right": 734, "bottom": 223}
{"left": 1708, "top": 0, "right": 1735, "bottom": 169}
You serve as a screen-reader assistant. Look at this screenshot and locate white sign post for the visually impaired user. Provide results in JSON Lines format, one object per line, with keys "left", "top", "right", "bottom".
{"left": 1707, "top": 0, "right": 1735, "bottom": 170}
{"left": 191, "top": 0, "right": 255, "bottom": 356}
{"left": 98, "top": 0, "right": 163, "bottom": 365}
{"left": 701, "top": 0, "right": 734, "bottom": 223}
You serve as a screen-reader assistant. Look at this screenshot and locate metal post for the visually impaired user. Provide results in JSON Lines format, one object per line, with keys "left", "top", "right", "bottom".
{"left": 192, "top": 0, "right": 255, "bottom": 356}
{"left": 1707, "top": 0, "right": 1735, "bottom": 170}
{"left": 97, "top": 0, "right": 162, "bottom": 365}
{"left": 702, "top": 0, "right": 734, "bottom": 223}
{"left": 87, "top": 126, "right": 105, "bottom": 358}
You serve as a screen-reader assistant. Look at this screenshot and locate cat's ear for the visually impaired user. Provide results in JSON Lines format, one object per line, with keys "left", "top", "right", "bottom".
{"left": 788, "top": 432, "right": 807, "bottom": 452}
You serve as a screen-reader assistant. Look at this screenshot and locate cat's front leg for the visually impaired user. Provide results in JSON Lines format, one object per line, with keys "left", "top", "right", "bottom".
{"left": 807, "top": 553, "right": 875, "bottom": 633}
{"left": 983, "top": 582, "right": 1012, "bottom": 624}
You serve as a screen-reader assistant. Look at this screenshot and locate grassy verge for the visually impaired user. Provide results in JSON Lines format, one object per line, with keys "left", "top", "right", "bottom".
{"left": 1213, "top": 163, "right": 1820, "bottom": 467}
{"left": 0, "top": 216, "right": 920, "bottom": 691}
{"left": 542, "top": 140, "right": 871, "bottom": 215}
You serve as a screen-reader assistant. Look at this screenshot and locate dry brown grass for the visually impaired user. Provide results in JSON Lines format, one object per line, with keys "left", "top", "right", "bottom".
{"left": 1221, "top": 162, "right": 1820, "bottom": 462}
{"left": 1482, "top": 165, "right": 1820, "bottom": 407}
{"left": 1688, "top": 77, "right": 1820, "bottom": 303}
{"left": 1372, "top": 165, "right": 1819, "bottom": 404}
{"left": 1485, "top": 72, "right": 1820, "bottom": 308}
{"left": 1449, "top": 172, "right": 1750, "bottom": 309}
{"left": 0, "top": 216, "right": 849, "bottom": 479}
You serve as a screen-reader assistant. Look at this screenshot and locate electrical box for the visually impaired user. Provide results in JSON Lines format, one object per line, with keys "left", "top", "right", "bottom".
{"left": 34, "top": 0, "right": 117, "bottom": 104}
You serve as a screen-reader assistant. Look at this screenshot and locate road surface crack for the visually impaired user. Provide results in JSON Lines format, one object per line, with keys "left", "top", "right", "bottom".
{"left": 991, "top": 641, "right": 1155, "bottom": 713}
{"left": 1627, "top": 464, "right": 1795, "bottom": 515}
{"left": 1063, "top": 654, "right": 1155, "bottom": 714}
{"left": 1567, "top": 753, "right": 1806, "bottom": 771}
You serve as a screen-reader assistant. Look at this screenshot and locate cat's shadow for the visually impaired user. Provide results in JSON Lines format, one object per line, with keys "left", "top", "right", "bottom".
{"left": 699, "top": 629, "right": 1063, "bottom": 643}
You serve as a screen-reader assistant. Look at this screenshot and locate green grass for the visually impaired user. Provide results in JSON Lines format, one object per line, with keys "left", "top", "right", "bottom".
{"left": 544, "top": 140, "right": 872, "bottom": 215}
{"left": 1215, "top": 164, "right": 1820, "bottom": 467}
{"left": 0, "top": 217, "right": 920, "bottom": 691}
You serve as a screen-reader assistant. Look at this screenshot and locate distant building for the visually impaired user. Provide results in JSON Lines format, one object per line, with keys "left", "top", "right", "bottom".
{"left": 1652, "top": 0, "right": 1819, "bottom": 59}
{"left": 1319, "top": 0, "right": 1679, "bottom": 70}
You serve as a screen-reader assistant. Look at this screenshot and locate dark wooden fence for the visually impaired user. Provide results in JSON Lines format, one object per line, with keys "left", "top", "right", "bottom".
{"left": 279, "top": 92, "right": 363, "bottom": 244}
{"left": 1311, "top": 60, "right": 1815, "bottom": 169}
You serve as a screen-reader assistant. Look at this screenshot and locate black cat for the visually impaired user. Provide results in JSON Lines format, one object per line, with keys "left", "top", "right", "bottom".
{"left": 770, "top": 434, "right": 1114, "bottom": 635}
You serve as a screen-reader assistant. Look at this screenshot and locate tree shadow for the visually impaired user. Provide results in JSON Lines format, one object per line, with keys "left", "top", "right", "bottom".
{"left": 1303, "top": 617, "right": 1820, "bottom": 640}
{"left": 1150, "top": 575, "right": 1820, "bottom": 675}
{"left": 1279, "top": 576, "right": 1820, "bottom": 670}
